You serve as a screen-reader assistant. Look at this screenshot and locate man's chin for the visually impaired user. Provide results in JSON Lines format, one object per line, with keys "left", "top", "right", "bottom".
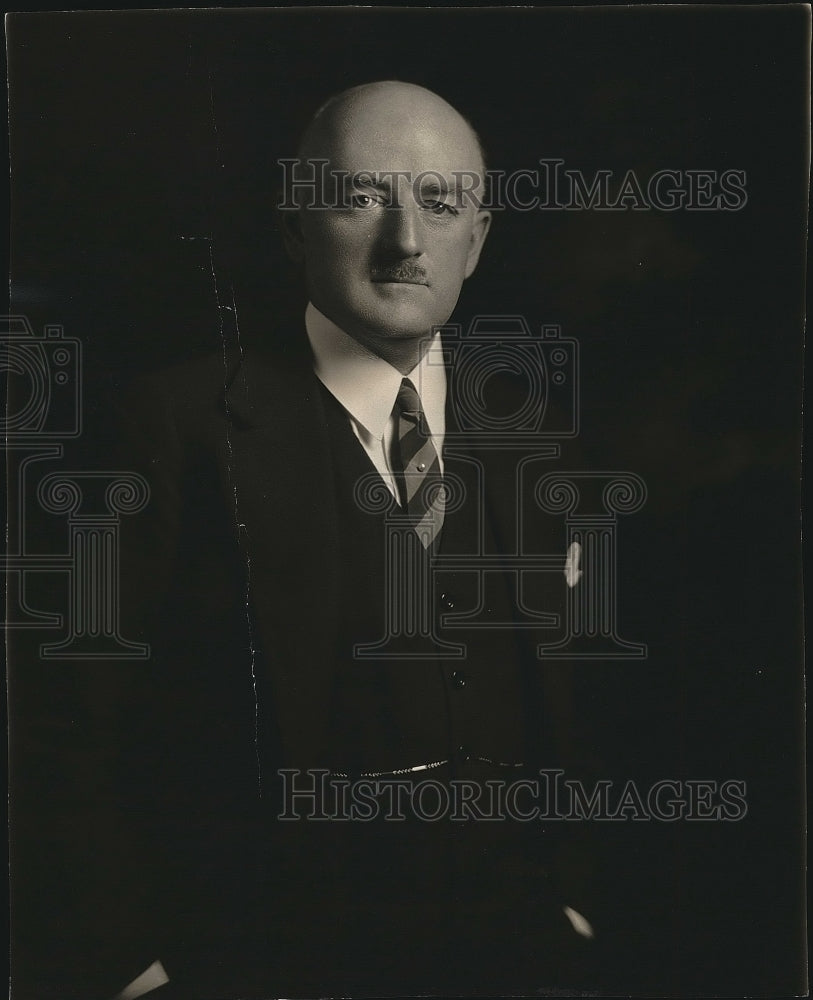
{"left": 368, "top": 323, "right": 438, "bottom": 345}
{"left": 354, "top": 306, "right": 440, "bottom": 344}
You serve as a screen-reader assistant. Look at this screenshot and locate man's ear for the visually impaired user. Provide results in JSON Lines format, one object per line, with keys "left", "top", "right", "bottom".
{"left": 464, "top": 209, "right": 492, "bottom": 279}
{"left": 278, "top": 202, "right": 306, "bottom": 264}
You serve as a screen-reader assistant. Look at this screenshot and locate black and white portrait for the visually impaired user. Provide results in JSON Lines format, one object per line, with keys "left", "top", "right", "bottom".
{"left": 6, "top": 6, "right": 808, "bottom": 999}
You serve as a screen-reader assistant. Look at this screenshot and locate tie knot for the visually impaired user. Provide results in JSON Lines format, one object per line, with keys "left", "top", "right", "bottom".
{"left": 396, "top": 377, "right": 425, "bottom": 426}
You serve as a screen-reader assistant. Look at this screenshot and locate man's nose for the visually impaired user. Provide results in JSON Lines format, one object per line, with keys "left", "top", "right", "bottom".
{"left": 380, "top": 199, "right": 423, "bottom": 257}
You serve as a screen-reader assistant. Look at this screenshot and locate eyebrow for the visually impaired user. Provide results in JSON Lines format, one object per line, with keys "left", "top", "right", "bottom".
{"left": 345, "top": 174, "right": 463, "bottom": 196}
{"left": 417, "top": 178, "right": 451, "bottom": 197}
{"left": 347, "top": 176, "right": 393, "bottom": 193}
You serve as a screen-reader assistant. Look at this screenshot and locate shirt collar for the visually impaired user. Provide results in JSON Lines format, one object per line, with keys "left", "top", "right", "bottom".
{"left": 305, "top": 302, "right": 446, "bottom": 442}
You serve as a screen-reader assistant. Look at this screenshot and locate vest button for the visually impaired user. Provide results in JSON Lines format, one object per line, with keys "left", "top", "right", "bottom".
{"left": 457, "top": 745, "right": 470, "bottom": 762}
{"left": 452, "top": 670, "right": 466, "bottom": 689}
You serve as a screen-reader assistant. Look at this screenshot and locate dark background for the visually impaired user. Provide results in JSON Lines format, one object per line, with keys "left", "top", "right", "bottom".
{"left": 7, "top": 5, "right": 807, "bottom": 996}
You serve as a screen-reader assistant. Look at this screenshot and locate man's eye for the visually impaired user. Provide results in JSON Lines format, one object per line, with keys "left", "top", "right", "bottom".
{"left": 349, "top": 192, "right": 378, "bottom": 209}
{"left": 424, "top": 200, "right": 458, "bottom": 216}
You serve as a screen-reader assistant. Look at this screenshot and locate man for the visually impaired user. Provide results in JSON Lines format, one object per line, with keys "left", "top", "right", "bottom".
{"left": 103, "top": 81, "right": 597, "bottom": 999}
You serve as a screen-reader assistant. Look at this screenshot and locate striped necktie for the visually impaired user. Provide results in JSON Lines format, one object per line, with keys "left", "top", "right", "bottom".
{"left": 392, "top": 377, "right": 445, "bottom": 549}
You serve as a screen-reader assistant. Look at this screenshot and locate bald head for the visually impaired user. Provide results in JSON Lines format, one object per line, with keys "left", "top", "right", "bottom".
{"left": 298, "top": 80, "right": 486, "bottom": 180}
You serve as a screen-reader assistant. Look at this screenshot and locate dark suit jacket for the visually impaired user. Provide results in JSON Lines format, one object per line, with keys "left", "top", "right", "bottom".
{"left": 24, "top": 319, "right": 600, "bottom": 998}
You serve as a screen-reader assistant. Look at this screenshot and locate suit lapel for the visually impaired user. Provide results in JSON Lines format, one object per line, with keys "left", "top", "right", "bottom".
{"left": 225, "top": 343, "right": 340, "bottom": 768}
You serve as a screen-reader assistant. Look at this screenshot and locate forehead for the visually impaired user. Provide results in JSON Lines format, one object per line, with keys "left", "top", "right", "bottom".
{"left": 316, "top": 96, "right": 483, "bottom": 179}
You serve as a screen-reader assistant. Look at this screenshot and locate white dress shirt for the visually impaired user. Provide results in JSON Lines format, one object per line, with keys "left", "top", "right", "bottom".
{"left": 305, "top": 302, "right": 446, "bottom": 502}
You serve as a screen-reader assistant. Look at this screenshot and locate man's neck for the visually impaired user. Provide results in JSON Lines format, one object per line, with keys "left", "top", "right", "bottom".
{"left": 307, "top": 305, "right": 432, "bottom": 375}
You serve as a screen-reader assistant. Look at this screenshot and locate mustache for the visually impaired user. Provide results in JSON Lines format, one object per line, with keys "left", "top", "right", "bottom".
{"left": 370, "top": 261, "right": 429, "bottom": 284}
